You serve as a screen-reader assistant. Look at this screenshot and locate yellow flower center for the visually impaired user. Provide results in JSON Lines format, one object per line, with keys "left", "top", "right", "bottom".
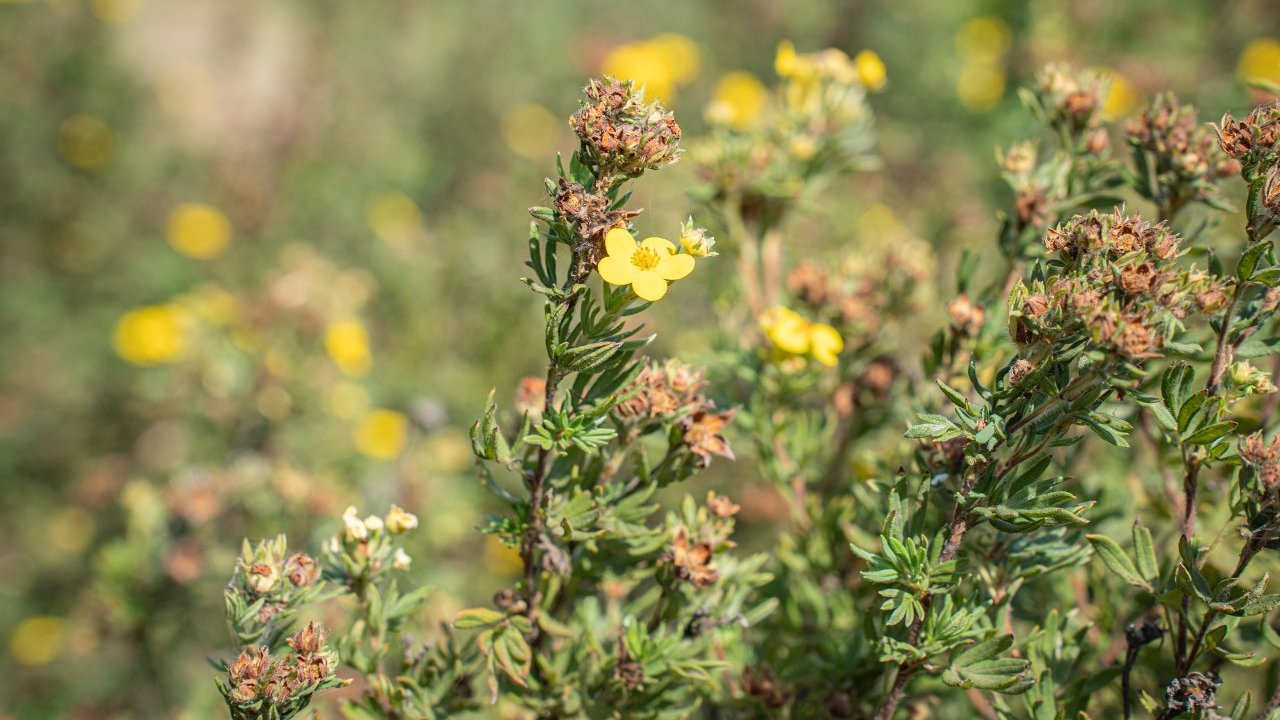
{"left": 630, "top": 246, "right": 662, "bottom": 270}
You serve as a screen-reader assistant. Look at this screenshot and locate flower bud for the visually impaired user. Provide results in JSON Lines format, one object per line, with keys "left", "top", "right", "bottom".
{"left": 385, "top": 504, "right": 418, "bottom": 534}
{"left": 392, "top": 547, "right": 412, "bottom": 571}
{"left": 342, "top": 506, "right": 368, "bottom": 541}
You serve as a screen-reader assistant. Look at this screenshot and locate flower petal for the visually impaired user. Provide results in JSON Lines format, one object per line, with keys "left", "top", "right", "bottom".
{"left": 605, "top": 228, "right": 638, "bottom": 258}
{"left": 640, "top": 236, "right": 677, "bottom": 254}
{"left": 657, "top": 252, "right": 695, "bottom": 280}
{"left": 598, "top": 255, "right": 637, "bottom": 286}
{"left": 631, "top": 272, "right": 668, "bottom": 301}
{"left": 809, "top": 323, "right": 844, "bottom": 366}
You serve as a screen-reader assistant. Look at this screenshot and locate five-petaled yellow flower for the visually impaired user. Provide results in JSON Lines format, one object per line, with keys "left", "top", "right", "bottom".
{"left": 760, "top": 306, "right": 843, "bottom": 367}
{"left": 598, "top": 228, "right": 695, "bottom": 302}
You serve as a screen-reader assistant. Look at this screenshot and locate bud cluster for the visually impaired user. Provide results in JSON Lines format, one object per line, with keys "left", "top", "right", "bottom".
{"left": 1012, "top": 209, "right": 1228, "bottom": 358}
{"left": 326, "top": 504, "right": 418, "bottom": 582}
{"left": 219, "top": 622, "right": 347, "bottom": 720}
{"left": 1214, "top": 102, "right": 1280, "bottom": 177}
{"left": 224, "top": 536, "right": 329, "bottom": 647}
{"left": 1127, "top": 93, "right": 1238, "bottom": 215}
{"left": 570, "top": 77, "right": 682, "bottom": 178}
{"left": 1033, "top": 64, "right": 1110, "bottom": 137}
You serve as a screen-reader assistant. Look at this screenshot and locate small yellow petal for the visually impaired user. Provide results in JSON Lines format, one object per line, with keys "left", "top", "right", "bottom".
{"left": 657, "top": 252, "right": 694, "bottom": 281}
{"left": 809, "top": 323, "right": 844, "bottom": 366}
{"left": 640, "top": 236, "right": 677, "bottom": 254}
{"left": 605, "top": 228, "right": 638, "bottom": 258}
{"left": 598, "top": 255, "right": 638, "bottom": 286}
{"left": 631, "top": 272, "right": 668, "bottom": 301}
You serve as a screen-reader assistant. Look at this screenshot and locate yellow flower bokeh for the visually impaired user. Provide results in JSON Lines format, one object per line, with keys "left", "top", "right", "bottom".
{"left": 602, "top": 33, "right": 701, "bottom": 103}
{"left": 705, "top": 71, "right": 768, "bottom": 130}
{"left": 501, "top": 103, "right": 559, "bottom": 160}
{"left": 1238, "top": 38, "right": 1280, "bottom": 87}
{"left": 324, "top": 319, "right": 372, "bottom": 377}
{"left": 167, "top": 203, "right": 231, "bottom": 260}
{"left": 1098, "top": 68, "right": 1139, "bottom": 120}
{"left": 113, "top": 304, "right": 189, "bottom": 366}
{"left": 366, "top": 192, "right": 425, "bottom": 248}
{"left": 957, "top": 63, "right": 1007, "bottom": 113}
{"left": 10, "top": 616, "right": 65, "bottom": 666}
{"left": 854, "top": 50, "right": 888, "bottom": 91}
{"left": 355, "top": 409, "right": 408, "bottom": 460}
{"left": 58, "top": 114, "right": 114, "bottom": 169}
{"left": 957, "top": 17, "right": 1012, "bottom": 64}
{"left": 760, "top": 306, "right": 844, "bottom": 366}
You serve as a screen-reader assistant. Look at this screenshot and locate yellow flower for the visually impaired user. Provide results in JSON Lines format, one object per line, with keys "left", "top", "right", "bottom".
{"left": 775, "top": 40, "right": 799, "bottom": 77}
{"left": 355, "top": 409, "right": 408, "bottom": 460}
{"left": 1238, "top": 38, "right": 1280, "bottom": 87}
{"left": 10, "top": 616, "right": 65, "bottom": 666}
{"left": 957, "top": 63, "right": 1006, "bottom": 113}
{"left": 760, "top": 306, "right": 844, "bottom": 367}
{"left": 602, "top": 35, "right": 700, "bottom": 103}
{"left": 1098, "top": 68, "right": 1138, "bottom": 121}
{"left": 854, "top": 50, "right": 887, "bottom": 91}
{"left": 705, "top": 71, "right": 768, "bottom": 130}
{"left": 325, "top": 320, "right": 371, "bottom": 376}
{"left": 809, "top": 324, "right": 844, "bottom": 366}
{"left": 167, "top": 203, "right": 231, "bottom": 260}
{"left": 956, "top": 17, "right": 1012, "bottom": 64}
{"left": 113, "top": 304, "right": 189, "bottom": 365}
{"left": 597, "top": 228, "right": 695, "bottom": 302}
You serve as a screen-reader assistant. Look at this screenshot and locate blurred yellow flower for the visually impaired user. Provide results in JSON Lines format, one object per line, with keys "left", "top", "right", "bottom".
{"left": 366, "top": 192, "right": 425, "bottom": 248}
{"left": 325, "top": 320, "right": 372, "bottom": 377}
{"left": 602, "top": 34, "right": 700, "bottom": 103}
{"left": 1098, "top": 68, "right": 1139, "bottom": 120}
{"left": 328, "top": 381, "right": 372, "bottom": 419}
{"left": 957, "top": 63, "right": 1007, "bottom": 113}
{"left": 10, "top": 616, "right": 65, "bottom": 666}
{"left": 854, "top": 50, "right": 887, "bottom": 91}
{"left": 1238, "top": 38, "right": 1280, "bottom": 87}
{"left": 89, "top": 0, "right": 142, "bottom": 24}
{"left": 167, "top": 203, "right": 231, "bottom": 260}
{"left": 597, "top": 228, "right": 695, "bottom": 302}
{"left": 113, "top": 304, "right": 189, "bottom": 366}
{"left": 760, "top": 306, "right": 844, "bottom": 366}
{"left": 775, "top": 40, "right": 799, "bottom": 77}
{"left": 652, "top": 33, "right": 701, "bottom": 85}
{"left": 705, "top": 71, "right": 767, "bottom": 130}
{"left": 355, "top": 409, "right": 409, "bottom": 460}
{"left": 957, "top": 17, "right": 1013, "bottom": 63}
{"left": 57, "top": 114, "right": 114, "bottom": 169}
{"left": 501, "top": 103, "right": 558, "bottom": 160}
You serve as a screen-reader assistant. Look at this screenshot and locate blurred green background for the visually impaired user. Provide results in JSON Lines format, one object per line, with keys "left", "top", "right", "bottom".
{"left": 2, "top": 0, "right": 1279, "bottom": 717}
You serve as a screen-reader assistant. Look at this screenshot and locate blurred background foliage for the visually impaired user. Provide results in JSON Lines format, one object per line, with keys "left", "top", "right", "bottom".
{"left": 1, "top": 0, "right": 1279, "bottom": 717}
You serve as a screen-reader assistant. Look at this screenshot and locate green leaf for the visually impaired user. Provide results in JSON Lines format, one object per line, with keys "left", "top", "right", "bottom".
{"left": 1251, "top": 267, "right": 1280, "bottom": 287}
{"left": 1086, "top": 534, "right": 1151, "bottom": 591}
{"left": 453, "top": 608, "right": 505, "bottom": 629}
{"left": 1184, "top": 421, "right": 1237, "bottom": 446}
{"left": 1238, "top": 240, "right": 1270, "bottom": 280}
{"left": 1132, "top": 523, "right": 1158, "bottom": 583}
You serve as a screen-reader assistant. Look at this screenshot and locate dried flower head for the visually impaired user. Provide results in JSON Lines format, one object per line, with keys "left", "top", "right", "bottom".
{"left": 615, "top": 359, "right": 708, "bottom": 421}
{"left": 662, "top": 528, "right": 718, "bottom": 588}
{"left": 1127, "top": 94, "right": 1236, "bottom": 213}
{"left": 679, "top": 408, "right": 736, "bottom": 468}
{"left": 947, "top": 294, "right": 987, "bottom": 336}
{"left": 570, "top": 77, "right": 682, "bottom": 178}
